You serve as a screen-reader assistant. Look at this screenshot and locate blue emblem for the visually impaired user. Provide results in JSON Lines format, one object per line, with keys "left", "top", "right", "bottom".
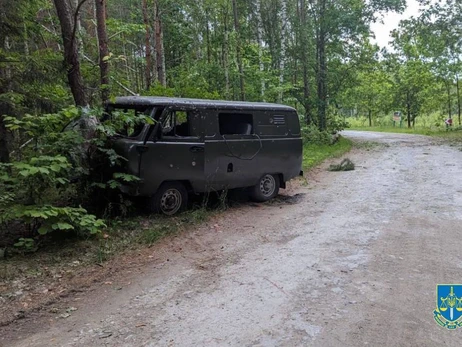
{"left": 434, "top": 285, "right": 462, "bottom": 330}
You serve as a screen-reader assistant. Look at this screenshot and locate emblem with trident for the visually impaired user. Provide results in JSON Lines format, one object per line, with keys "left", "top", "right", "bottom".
{"left": 439, "top": 286, "right": 462, "bottom": 320}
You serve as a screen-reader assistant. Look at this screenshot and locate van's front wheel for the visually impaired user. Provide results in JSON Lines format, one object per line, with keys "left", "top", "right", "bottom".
{"left": 250, "top": 174, "right": 280, "bottom": 202}
{"left": 150, "top": 182, "right": 188, "bottom": 215}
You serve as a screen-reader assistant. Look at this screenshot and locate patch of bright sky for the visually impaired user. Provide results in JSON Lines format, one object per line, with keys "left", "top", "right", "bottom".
{"left": 370, "top": 0, "right": 429, "bottom": 49}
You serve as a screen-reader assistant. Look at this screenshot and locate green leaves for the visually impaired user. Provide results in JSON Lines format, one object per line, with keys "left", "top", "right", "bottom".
{"left": 4, "top": 108, "right": 81, "bottom": 139}
{"left": 0, "top": 114, "right": 107, "bottom": 242}
{"left": 113, "top": 172, "right": 140, "bottom": 182}
{"left": 0, "top": 156, "right": 73, "bottom": 222}
{"left": 96, "top": 148, "right": 128, "bottom": 167}
{"left": 14, "top": 238, "right": 36, "bottom": 252}
{"left": 93, "top": 173, "right": 140, "bottom": 190}
{"left": 7, "top": 156, "right": 71, "bottom": 185}
{"left": 52, "top": 222, "right": 74, "bottom": 230}
{"left": 1, "top": 103, "right": 147, "bottom": 249}
{"left": 2, "top": 205, "right": 106, "bottom": 236}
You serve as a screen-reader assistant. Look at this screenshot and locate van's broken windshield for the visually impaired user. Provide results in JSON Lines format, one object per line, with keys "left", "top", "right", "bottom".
{"left": 106, "top": 106, "right": 154, "bottom": 138}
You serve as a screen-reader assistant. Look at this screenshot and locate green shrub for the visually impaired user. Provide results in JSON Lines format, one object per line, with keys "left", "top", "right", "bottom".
{"left": 301, "top": 125, "right": 333, "bottom": 145}
{"left": 0, "top": 154, "right": 106, "bottom": 240}
{"left": 0, "top": 108, "right": 114, "bottom": 247}
{"left": 327, "top": 115, "right": 350, "bottom": 133}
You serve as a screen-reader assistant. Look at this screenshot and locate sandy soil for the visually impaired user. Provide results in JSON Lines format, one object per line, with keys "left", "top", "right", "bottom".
{"left": 1, "top": 131, "right": 462, "bottom": 346}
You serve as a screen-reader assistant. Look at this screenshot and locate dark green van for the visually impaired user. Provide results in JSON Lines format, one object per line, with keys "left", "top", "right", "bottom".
{"left": 107, "top": 96, "right": 303, "bottom": 215}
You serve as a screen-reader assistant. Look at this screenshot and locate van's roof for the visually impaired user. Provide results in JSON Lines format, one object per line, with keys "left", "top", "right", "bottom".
{"left": 111, "top": 96, "right": 296, "bottom": 112}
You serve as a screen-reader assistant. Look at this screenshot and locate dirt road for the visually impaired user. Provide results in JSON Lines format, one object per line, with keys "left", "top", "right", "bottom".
{"left": 3, "top": 131, "right": 462, "bottom": 346}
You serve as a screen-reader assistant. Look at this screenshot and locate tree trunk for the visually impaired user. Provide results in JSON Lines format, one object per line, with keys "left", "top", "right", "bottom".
{"left": 72, "top": 0, "right": 84, "bottom": 54}
{"left": 457, "top": 75, "right": 461, "bottom": 126}
{"left": 0, "top": 116, "right": 9, "bottom": 163}
{"left": 316, "top": 0, "right": 327, "bottom": 130}
{"left": 407, "top": 92, "right": 411, "bottom": 128}
{"left": 446, "top": 80, "right": 452, "bottom": 120}
{"left": 154, "top": 0, "right": 166, "bottom": 87}
{"left": 368, "top": 110, "right": 372, "bottom": 127}
{"left": 205, "top": 8, "right": 211, "bottom": 65}
{"left": 141, "top": 0, "right": 152, "bottom": 90}
{"left": 0, "top": 37, "right": 12, "bottom": 163}
{"left": 256, "top": 0, "right": 265, "bottom": 100}
{"left": 0, "top": 71, "right": 10, "bottom": 163}
{"left": 52, "top": 0, "right": 87, "bottom": 106}
{"left": 278, "top": 0, "right": 288, "bottom": 103}
{"left": 23, "top": 21, "right": 29, "bottom": 56}
{"left": 223, "top": 5, "right": 230, "bottom": 99}
{"left": 48, "top": 9, "right": 62, "bottom": 51}
{"left": 232, "top": 0, "right": 245, "bottom": 101}
{"left": 95, "top": 0, "right": 109, "bottom": 103}
{"left": 134, "top": 44, "right": 142, "bottom": 91}
{"left": 300, "top": 0, "right": 312, "bottom": 125}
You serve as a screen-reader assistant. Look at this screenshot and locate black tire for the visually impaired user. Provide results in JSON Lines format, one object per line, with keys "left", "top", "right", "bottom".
{"left": 149, "top": 182, "right": 188, "bottom": 215}
{"left": 249, "top": 174, "right": 280, "bottom": 202}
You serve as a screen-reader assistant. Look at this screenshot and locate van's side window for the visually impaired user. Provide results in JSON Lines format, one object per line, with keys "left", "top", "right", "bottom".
{"left": 162, "top": 110, "right": 193, "bottom": 137}
{"left": 219, "top": 113, "right": 253, "bottom": 135}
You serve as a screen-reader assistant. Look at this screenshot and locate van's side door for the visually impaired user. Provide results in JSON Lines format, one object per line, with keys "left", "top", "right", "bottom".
{"left": 204, "top": 110, "right": 261, "bottom": 190}
{"left": 139, "top": 106, "right": 205, "bottom": 196}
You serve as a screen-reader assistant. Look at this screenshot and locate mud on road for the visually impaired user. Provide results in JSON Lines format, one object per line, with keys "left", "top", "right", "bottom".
{"left": 2, "top": 131, "right": 462, "bottom": 346}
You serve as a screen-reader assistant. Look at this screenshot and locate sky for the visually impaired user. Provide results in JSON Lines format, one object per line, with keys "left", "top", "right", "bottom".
{"left": 370, "top": 0, "right": 422, "bottom": 49}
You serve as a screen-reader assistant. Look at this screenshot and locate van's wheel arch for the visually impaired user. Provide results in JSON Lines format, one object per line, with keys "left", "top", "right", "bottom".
{"left": 250, "top": 174, "right": 280, "bottom": 202}
{"left": 149, "top": 181, "right": 188, "bottom": 215}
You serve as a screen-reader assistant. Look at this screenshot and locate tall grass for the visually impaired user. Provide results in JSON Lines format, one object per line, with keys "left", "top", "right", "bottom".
{"left": 303, "top": 137, "right": 353, "bottom": 169}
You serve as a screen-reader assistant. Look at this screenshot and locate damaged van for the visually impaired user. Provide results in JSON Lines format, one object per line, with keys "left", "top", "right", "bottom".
{"left": 106, "top": 96, "right": 303, "bottom": 215}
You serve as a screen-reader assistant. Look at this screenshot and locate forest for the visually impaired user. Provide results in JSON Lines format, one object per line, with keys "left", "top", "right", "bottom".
{"left": 0, "top": 0, "right": 461, "bottom": 248}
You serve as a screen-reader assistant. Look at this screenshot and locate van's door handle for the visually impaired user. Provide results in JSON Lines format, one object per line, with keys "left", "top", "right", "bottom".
{"left": 136, "top": 145, "right": 149, "bottom": 154}
{"left": 189, "top": 146, "right": 204, "bottom": 153}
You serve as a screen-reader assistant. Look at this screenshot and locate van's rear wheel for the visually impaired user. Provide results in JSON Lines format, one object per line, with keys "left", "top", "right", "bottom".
{"left": 250, "top": 174, "right": 280, "bottom": 202}
{"left": 150, "top": 182, "right": 188, "bottom": 215}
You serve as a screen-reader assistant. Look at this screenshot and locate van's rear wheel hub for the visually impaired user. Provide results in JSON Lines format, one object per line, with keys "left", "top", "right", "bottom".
{"left": 260, "top": 174, "right": 276, "bottom": 197}
{"left": 249, "top": 174, "right": 280, "bottom": 202}
{"left": 160, "top": 189, "right": 182, "bottom": 215}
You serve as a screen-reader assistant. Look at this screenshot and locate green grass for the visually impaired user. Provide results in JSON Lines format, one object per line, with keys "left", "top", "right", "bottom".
{"left": 433, "top": 130, "right": 462, "bottom": 145}
{"left": 303, "top": 137, "right": 353, "bottom": 169}
{"left": 348, "top": 126, "right": 462, "bottom": 143}
{"left": 95, "top": 207, "right": 211, "bottom": 261}
{"left": 348, "top": 125, "right": 440, "bottom": 135}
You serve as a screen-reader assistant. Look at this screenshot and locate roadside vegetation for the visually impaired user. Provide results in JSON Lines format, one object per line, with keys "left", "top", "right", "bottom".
{"left": 303, "top": 134, "right": 353, "bottom": 169}
{"left": 348, "top": 114, "right": 462, "bottom": 144}
{"left": 349, "top": 126, "right": 440, "bottom": 135}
